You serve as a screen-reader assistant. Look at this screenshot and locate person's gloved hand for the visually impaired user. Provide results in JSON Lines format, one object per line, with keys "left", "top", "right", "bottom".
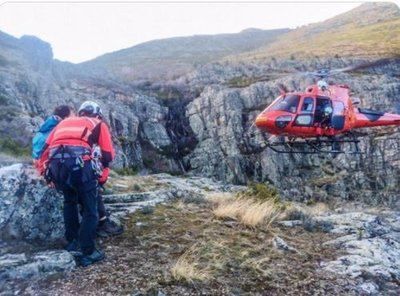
{"left": 99, "top": 167, "right": 110, "bottom": 185}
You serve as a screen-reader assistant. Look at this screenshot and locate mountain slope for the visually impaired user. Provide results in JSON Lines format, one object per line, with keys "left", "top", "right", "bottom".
{"left": 233, "top": 2, "right": 400, "bottom": 61}
{"left": 80, "top": 28, "right": 290, "bottom": 80}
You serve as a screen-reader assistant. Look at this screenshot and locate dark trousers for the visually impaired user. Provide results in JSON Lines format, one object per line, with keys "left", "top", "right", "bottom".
{"left": 97, "top": 192, "right": 107, "bottom": 220}
{"left": 78, "top": 190, "right": 107, "bottom": 223}
{"left": 50, "top": 158, "right": 99, "bottom": 255}
{"left": 63, "top": 184, "right": 98, "bottom": 255}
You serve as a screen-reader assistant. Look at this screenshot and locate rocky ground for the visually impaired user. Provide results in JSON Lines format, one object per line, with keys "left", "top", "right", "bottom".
{"left": 1, "top": 164, "right": 399, "bottom": 295}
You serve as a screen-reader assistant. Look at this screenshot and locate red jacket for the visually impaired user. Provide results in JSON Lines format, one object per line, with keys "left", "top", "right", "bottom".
{"left": 39, "top": 116, "right": 115, "bottom": 173}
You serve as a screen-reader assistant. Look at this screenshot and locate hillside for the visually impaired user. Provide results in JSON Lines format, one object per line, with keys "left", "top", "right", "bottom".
{"left": 80, "top": 28, "right": 289, "bottom": 80}
{"left": 79, "top": 2, "right": 400, "bottom": 80}
{"left": 233, "top": 2, "right": 400, "bottom": 61}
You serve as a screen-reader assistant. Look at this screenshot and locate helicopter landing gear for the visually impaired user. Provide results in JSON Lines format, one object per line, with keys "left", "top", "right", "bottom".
{"left": 266, "top": 135, "right": 362, "bottom": 155}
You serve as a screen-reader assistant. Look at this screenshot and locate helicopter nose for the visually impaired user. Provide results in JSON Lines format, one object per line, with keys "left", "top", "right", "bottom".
{"left": 256, "top": 111, "right": 293, "bottom": 131}
{"left": 255, "top": 113, "right": 272, "bottom": 129}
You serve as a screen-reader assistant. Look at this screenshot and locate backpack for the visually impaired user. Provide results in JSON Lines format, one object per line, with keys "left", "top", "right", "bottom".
{"left": 32, "top": 116, "right": 60, "bottom": 159}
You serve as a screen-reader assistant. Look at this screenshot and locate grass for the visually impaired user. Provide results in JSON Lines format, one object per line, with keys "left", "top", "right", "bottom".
{"left": 106, "top": 173, "right": 168, "bottom": 194}
{"left": 235, "top": 18, "right": 400, "bottom": 61}
{"left": 39, "top": 198, "right": 349, "bottom": 295}
{"left": 113, "top": 166, "right": 138, "bottom": 176}
{"left": 212, "top": 197, "right": 281, "bottom": 228}
{"left": 170, "top": 245, "right": 210, "bottom": 283}
{"left": 209, "top": 183, "right": 282, "bottom": 228}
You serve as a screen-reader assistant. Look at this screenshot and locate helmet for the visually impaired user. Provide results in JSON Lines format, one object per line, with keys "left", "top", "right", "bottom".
{"left": 78, "top": 101, "right": 102, "bottom": 118}
{"left": 317, "top": 80, "right": 329, "bottom": 91}
{"left": 324, "top": 106, "right": 333, "bottom": 115}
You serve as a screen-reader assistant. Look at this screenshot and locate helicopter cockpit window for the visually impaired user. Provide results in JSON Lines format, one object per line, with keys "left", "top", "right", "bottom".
{"left": 301, "top": 97, "right": 314, "bottom": 113}
{"left": 270, "top": 95, "right": 300, "bottom": 113}
{"left": 332, "top": 101, "right": 345, "bottom": 115}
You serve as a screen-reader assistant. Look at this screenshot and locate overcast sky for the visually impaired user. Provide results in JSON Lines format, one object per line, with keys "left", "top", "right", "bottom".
{"left": 0, "top": 2, "right": 361, "bottom": 63}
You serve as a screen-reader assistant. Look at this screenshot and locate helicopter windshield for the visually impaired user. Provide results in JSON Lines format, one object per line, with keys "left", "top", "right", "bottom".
{"left": 270, "top": 95, "right": 300, "bottom": 113}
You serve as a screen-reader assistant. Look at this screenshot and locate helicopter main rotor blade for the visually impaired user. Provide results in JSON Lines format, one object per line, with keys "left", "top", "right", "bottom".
{"left": 329, "top": 58, "right": 395, "bottom": 74}
{"left": 253, "top": 57, "right": 396, "bottom": 85}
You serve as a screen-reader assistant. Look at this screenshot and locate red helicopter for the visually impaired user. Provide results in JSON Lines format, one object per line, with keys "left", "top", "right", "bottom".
{"left": 254, "top": 65, "right": 400, "bottom": 154}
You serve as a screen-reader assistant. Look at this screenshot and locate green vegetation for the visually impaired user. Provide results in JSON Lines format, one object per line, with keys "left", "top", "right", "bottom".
{"left": 113, "top": 166, "right": 138, "bottom": 176}
{"left": 245, "top": 182, "right": 281, "bottom": 203}
{"left": 0, "top": 137, "right": 31, "bottom": 157}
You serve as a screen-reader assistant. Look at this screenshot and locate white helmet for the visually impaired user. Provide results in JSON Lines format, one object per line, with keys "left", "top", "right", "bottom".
{"left": 78, "top": 101, "right": 102, "bottom": 117}
{"left": 317, "top": 80, "right": 329, "bottom": 91}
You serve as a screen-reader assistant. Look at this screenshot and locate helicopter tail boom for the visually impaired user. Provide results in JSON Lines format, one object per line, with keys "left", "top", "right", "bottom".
{"left": 354, "top": 108, "right": 400, "bottom": 129}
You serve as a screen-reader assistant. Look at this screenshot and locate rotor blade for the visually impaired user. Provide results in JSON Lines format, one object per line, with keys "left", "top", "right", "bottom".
{"left": 330, "top": 58, "right": 394, "bottom": 74}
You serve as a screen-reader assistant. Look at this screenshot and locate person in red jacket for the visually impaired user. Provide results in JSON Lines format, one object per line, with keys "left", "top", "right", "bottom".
{"left": 35, "top": 106, "right": 122, "bottom": 238}
{"left": 40, "top": 101, "right": 115, "bottom": 267}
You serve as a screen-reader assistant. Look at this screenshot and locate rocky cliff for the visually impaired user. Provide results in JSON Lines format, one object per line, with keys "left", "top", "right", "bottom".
{"left": 0, "top": 3, "right": 399, "bottom": 206}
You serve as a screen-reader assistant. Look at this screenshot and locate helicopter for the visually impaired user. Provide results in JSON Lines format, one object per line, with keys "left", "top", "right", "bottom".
{"left": 254, "top": 62, "right": 400, "bottom": 154}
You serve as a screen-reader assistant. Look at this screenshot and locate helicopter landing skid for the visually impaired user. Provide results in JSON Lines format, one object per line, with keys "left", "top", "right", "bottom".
{"left": 266, "top": 136, "right": 362, "bottom": 155}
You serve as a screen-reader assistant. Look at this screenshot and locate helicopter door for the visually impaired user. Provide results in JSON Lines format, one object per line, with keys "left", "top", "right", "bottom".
{"left": 314, "top": 97, "right": 333, "bottom": 127}
{"left": 331, "top": 101, "right": 345, "bottom": 130}
{"left": 294, "top": 97, "right": 314, "bottom": 126}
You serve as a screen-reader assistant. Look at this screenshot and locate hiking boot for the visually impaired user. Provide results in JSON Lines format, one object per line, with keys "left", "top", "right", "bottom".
{"left": 64, "top": 239, "right": 80, "bottom": 252}
{"left": 78, "top": 249, "right": 105, "bottom": 267}
{"left": 96, "top": 218, "right": 124, "bottom": 238}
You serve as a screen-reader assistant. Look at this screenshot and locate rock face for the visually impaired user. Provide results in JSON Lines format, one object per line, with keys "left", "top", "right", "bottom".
{"left": 281, "top": 206, "right": 400, "bottom": 295}
{"left": 0, "top": 251, "right": 75, "bottom": 281}
{"left": 0, "top": 4, "right": 399, "bottom": 206}
{"left": 318, "top": 211, "right": 400, "bottom": 293}
{"left": 0, "top": 164, "right": 64, "bottom": 241}
{"left": 2, "top": 52, "right": 400, "bottom": 205}
{"left": 184, "top": 59, "right": 400, "bottom": 205}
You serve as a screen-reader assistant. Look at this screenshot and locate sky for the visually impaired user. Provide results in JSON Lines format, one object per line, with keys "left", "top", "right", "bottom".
{"left": 0, "top": 2, "right": 361, "bottom": 64}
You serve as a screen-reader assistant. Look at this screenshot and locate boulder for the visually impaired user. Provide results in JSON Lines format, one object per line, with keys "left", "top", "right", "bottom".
{"left": 0, "top": 250, "right": 75, "bottom": 281}
{"left": 318, "top": 210, "right": 400, "bottom": 293}
{"left": 0, "top": 164, "right": 64, "bottom": 241}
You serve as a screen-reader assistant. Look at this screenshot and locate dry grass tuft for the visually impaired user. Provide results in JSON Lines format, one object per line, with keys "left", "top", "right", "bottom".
{"left": 205, "top": 192, "right": 235, "bottom": 204}
{"left": 171, "top": 246, "right": 210, "bottom": 283}
{"left": 212, "top": 195, "right": 282, "bottom": 228}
